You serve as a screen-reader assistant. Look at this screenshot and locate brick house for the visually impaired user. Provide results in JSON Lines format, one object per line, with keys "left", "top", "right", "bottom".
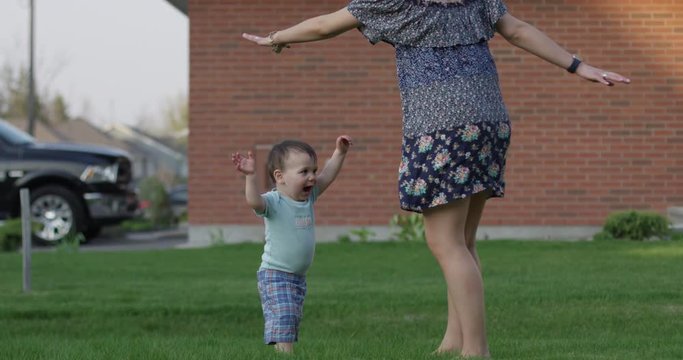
{"left": 168, "top": 0, "right": 683, "bottom": 245}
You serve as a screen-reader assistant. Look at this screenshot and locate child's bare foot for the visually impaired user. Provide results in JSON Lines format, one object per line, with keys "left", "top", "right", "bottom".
{"left": 274, "top": 342, "right": 293, "bottom": 353}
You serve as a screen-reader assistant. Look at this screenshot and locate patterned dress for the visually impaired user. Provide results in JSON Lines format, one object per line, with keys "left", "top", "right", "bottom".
{"left": 347, "top": 0, "right": 511, "bottom": 213}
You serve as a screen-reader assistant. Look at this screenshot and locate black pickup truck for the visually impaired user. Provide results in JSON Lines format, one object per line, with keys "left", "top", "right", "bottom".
{"left": 0, "top": 119, "right": 137, "bottom": 244}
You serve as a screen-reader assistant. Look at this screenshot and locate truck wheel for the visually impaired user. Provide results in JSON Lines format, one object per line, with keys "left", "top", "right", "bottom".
{"left": 30, "top": 186, "right": 85, "bottom": 245}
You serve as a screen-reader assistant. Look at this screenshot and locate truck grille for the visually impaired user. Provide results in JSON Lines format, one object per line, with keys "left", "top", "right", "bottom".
{"left": 116, "top": 157, "right": 132, "bottom": 185}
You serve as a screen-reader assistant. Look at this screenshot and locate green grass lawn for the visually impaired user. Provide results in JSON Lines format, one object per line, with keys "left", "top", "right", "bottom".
{"left": 1, "top": 240, "right": 682, "bottom": 359}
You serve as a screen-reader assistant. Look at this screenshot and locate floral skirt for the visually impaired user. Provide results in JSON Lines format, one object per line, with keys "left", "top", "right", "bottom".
{"left": 398, "top": 121, "right": 511, "bottom": 213}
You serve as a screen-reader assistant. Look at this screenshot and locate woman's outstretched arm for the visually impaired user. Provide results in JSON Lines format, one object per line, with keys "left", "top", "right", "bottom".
{"left": 242, "top": 8, "right": 361, "bottom": 51}
{"left": 495, "top": 13, "right": 631, "bottom": 86}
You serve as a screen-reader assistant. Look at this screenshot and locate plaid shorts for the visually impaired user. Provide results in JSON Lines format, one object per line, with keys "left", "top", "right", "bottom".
{"left": 257, "top": 269, "right": 307, "bottom": 344}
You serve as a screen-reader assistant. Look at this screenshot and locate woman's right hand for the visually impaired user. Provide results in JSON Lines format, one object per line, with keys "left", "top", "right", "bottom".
{"left": 232, "top": 151, "right": 256, "bottom": 175}
{"left": 242, "top": 33, "right": 289, "bottom": 53}
{"left": 242, "top": 33, "right": 272, "bottom": 46}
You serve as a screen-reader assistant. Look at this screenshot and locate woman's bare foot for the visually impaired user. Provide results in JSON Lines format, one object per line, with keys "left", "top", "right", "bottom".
{"left": 460, "top": 350, "right": 491, "bottom": 358}
{"left": 431, "top": 338, "right": 462, "bottom": 355}
{"left": 431, "top": 348, "right": 490, "bottom": 358}
{"left": 431, "top": 346, "right": 460, "bottom": 356}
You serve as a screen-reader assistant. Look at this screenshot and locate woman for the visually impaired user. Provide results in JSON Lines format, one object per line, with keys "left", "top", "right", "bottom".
{"left": 242, "top": 0, "right": 630, "bottom": 357}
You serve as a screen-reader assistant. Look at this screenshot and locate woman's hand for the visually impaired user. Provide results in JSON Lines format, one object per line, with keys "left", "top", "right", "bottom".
{"left": 241, "top": 33, "right": 289, "bottom": 53}
{"left": 336, "top": 135, "right": 353, "bottom": 154}
{"left": 240, "top": 9, "right": 360, "bottom": 53}
{"left": 241, "top": 33, "right": 271, "bottom": 46}
{"left": 576, "top": 63, "right": 631, "bottom": 86}
{"left": 232, "top": 151, "right": 256, "bottom": 175}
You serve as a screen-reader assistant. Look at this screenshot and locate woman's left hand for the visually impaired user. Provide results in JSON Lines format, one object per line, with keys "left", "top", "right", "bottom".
{"left": 576, "top": 64, "right": 631, "bottom": 86}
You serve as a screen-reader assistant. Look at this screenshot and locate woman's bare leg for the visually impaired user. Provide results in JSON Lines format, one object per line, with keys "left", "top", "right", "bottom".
{"left": 436, "top": 190, "right": 491, "bottom": 353}
{"left": 425, "top": 194, "right": 490, "bottom": 357}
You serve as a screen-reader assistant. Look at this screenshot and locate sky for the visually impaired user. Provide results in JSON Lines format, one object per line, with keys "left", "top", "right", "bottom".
{"left": 0, "top": 0, "right": 188, "bottom": 130}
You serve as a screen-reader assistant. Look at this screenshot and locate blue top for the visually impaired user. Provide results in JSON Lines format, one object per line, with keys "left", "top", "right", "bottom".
{"left": 347, "top": 0, "right": 510, "bottom": 137}
{"left": 347, "top": 0, "right": 507, "bottom": 47}
{"left": 255, "top": 187, "right": 319, "bottom": 275}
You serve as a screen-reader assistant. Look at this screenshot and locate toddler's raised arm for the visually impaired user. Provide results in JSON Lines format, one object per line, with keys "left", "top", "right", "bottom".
{"left": 232, "top": 151, "right": 266, "bottom": 212}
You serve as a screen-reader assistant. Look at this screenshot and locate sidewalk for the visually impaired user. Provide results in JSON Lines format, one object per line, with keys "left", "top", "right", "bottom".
{"left": 123, "top": 223, "right": 188, "bottom": 242}
{"left": 77, "top": 223, "right": 189, "bottom": 252}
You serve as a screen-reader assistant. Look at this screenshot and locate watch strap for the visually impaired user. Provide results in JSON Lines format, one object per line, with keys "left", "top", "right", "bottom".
{"left": 567, "top": 55, "right": 582, "bottom": 73}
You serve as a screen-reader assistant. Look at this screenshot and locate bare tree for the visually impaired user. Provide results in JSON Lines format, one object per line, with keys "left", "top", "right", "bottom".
{"left": 0, "top": 62, "right": 44, "bottom": 121}
{"left": 162, "top": 92, "right": 188, "bottom": 135}
{"left": 0, "top": 61, "right": 71, "bottom": 124}
{"left": 46, "top": 94, "right": 70, "bottom": 123}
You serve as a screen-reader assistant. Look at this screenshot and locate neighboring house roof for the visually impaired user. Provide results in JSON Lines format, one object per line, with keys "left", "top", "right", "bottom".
{"left": 5, "top": 119, "right": 62, "bottom": 143}
{"left": 165, "top": 0, "right": 187, "bottom": 15}
{"left": 6, "top": 118, "right": 136, "bottom": 154}
{"left": 102, "top": 123, "right": 186, "bottom": 162}
{"left": 103, "top": 123, "right": 188, "bottom": 179}
{"left": 125, "top": 126, "right": 187, "bottom": 155}
{"left": 5, "top": 118, "right": 187, "bottom": 177}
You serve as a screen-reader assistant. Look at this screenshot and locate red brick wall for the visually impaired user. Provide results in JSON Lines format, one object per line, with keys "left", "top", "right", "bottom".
{"left": 188, "top": 0, "right": 683, "bottom": 227}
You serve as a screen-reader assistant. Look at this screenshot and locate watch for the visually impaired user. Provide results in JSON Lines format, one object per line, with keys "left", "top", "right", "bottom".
{"left": 566, "top": 54, "right": 582, "bottom": 73}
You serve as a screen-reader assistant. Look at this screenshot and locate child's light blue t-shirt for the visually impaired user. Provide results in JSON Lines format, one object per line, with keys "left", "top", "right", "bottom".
{"left": 255, "top": 187, "right": 319, "bottom": 275}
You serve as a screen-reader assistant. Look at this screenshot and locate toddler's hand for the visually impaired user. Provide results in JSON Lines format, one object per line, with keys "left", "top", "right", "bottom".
{"left": 336, "top": 135, "right": 353, "bottom": 154}
{"left": 232, "top": 151, "right": 256, "bottom": 175}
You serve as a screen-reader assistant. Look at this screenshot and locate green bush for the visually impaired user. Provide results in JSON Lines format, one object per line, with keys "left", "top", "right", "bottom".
{"left": 336, "top": 228, "right": 376, "bottom": 243}
{"left": 0, "top": 218, "right": 23, "bottom": 252}
{"left": 138, "top": 177, "right": 173, "bottom": 228}
{"left": 120, "top": 218, "right": 156, "bottom": 232}
{"left": 599, "top": 210, "right": 671, "bottom": 241}
{"left": 390, "top": 213, "right": 425, "bottom": 242}
{"left": 337, "top": 234, "right": 352, "bottom": 243}
{"left": 592, "top": 230, "right": 615, "bottom": 242}
{"left": 56, "top": 232, "right": 84, "bottom": 253}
